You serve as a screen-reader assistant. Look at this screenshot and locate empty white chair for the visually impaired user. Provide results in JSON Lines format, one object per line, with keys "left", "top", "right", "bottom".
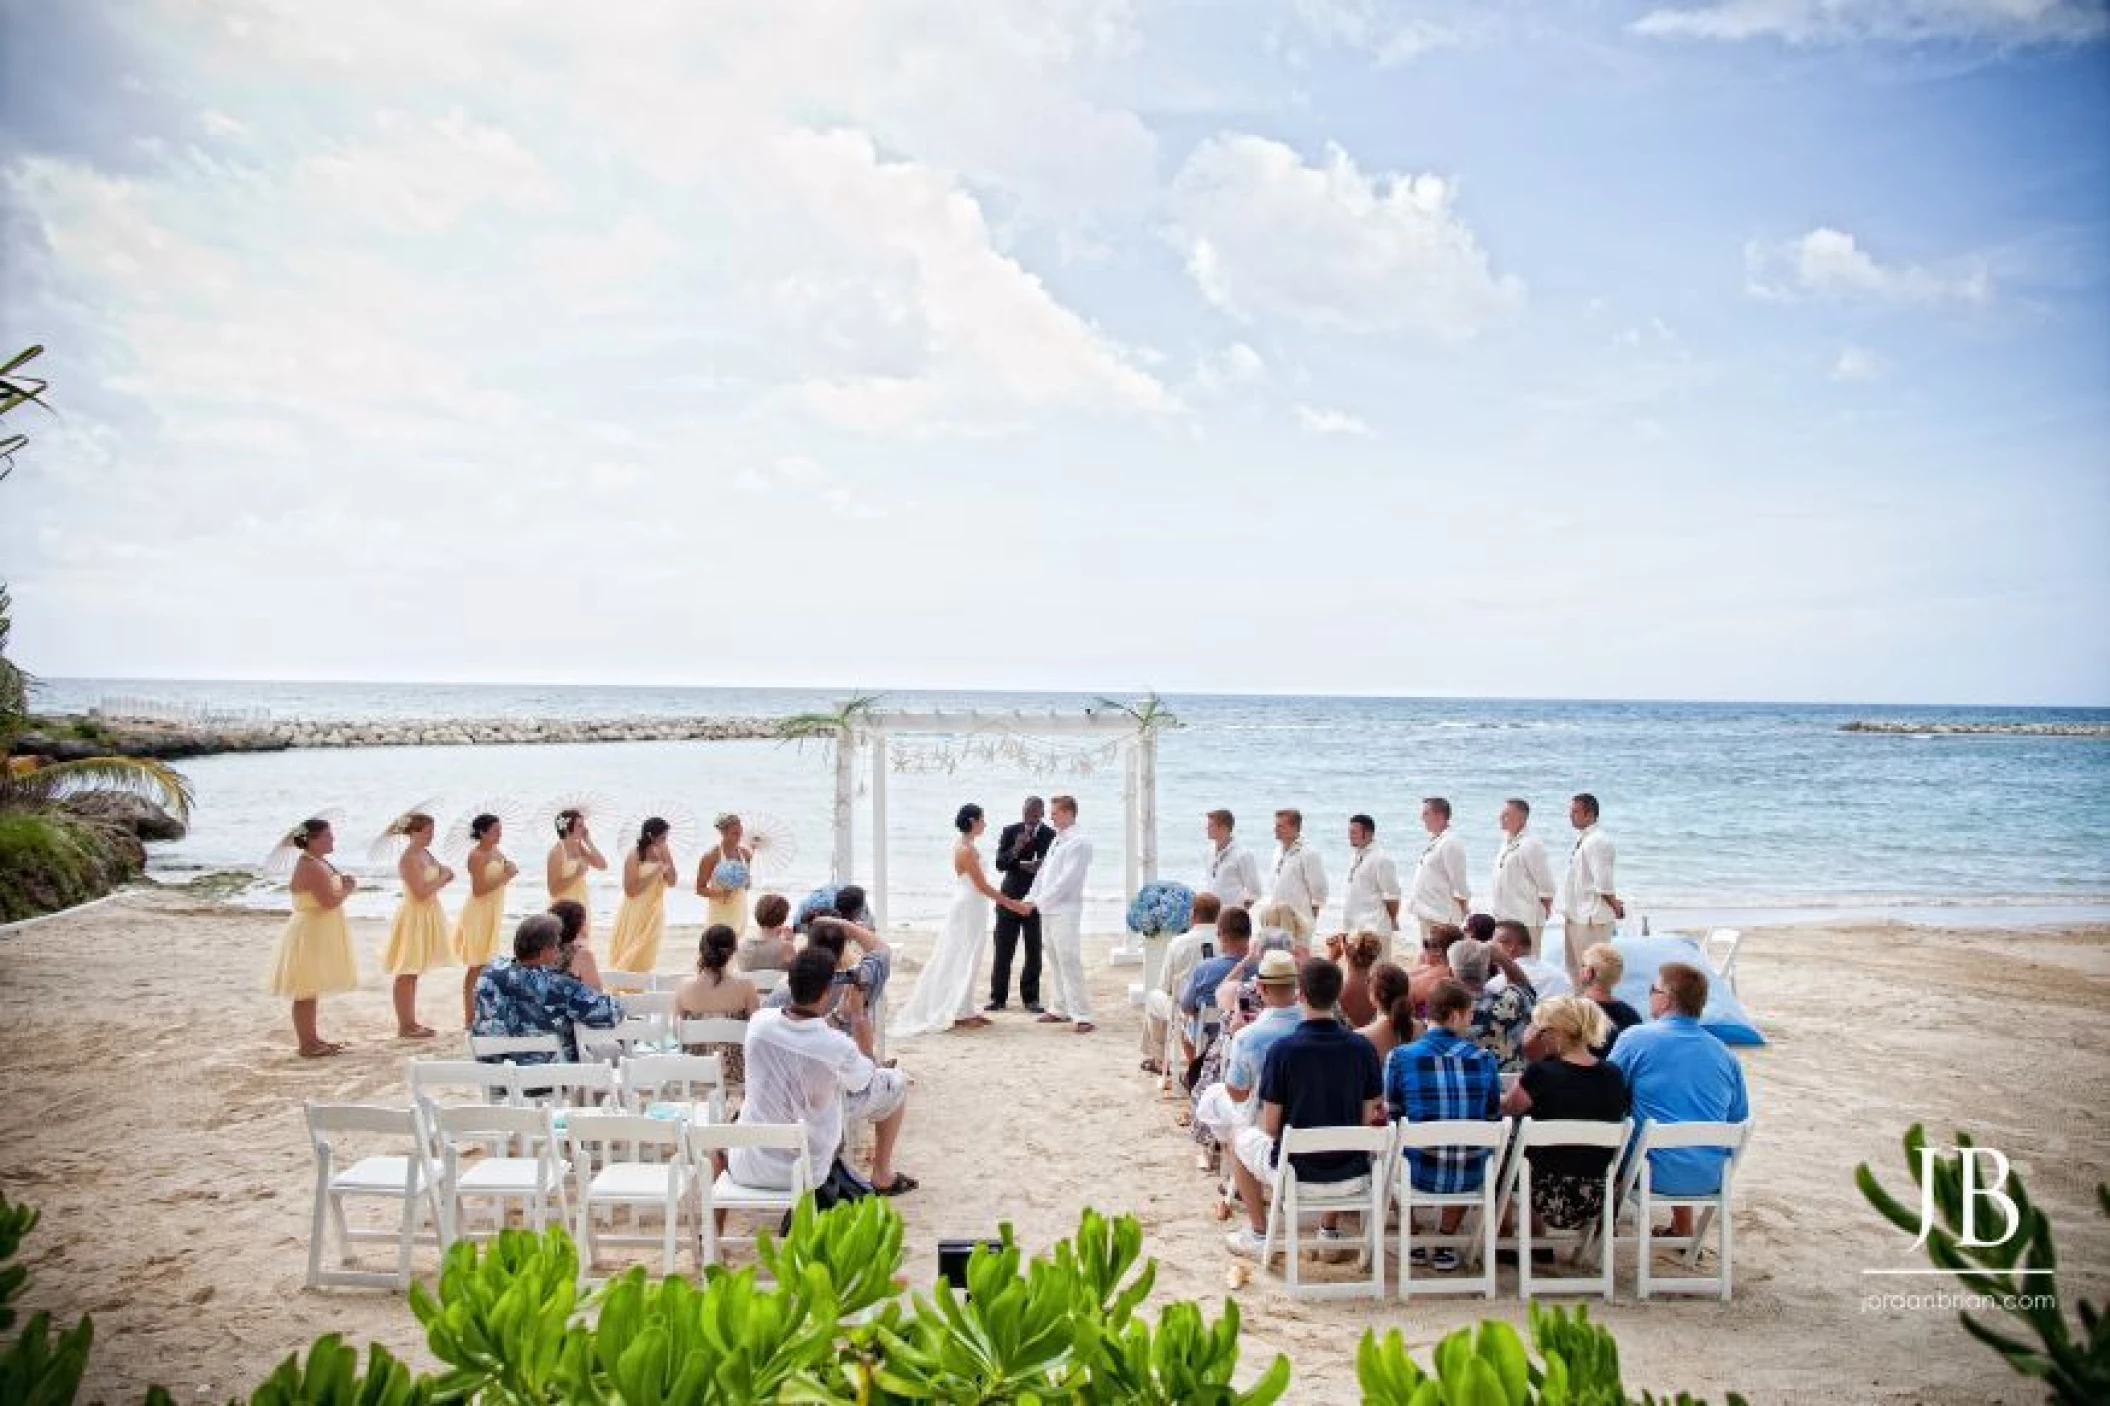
{"left": 624, "top": 991, "right": 677, "bottom": 1019}
{"left": 1621, "top": 1120, "right": 1752, "bottom": 1300}
{"left": 1703, "top": 929, "right": 1744, "bottom": 994}
{"left": 601, "top": 969, "right": 654, "bottom": 993}
{"left": 303, "top": 1103, "right": 437, "bottom": 1291}
{"left": 427, "top": 1102, "right": 570, "bottom": 1249}
{"left": 514, "top": 1061, "right": 618, "bottom": 1112}
{"left": 686, "top": 1122, "right": 811, "bottom": 1266}
{"left": 466, "top": 1033, "right": 565, "bottom": 1062}
{"left": 1497, "top": 1117, "right": 1633, "bottom": 1302}
{"left": 620, "top": 1052, "right": 727, "bottom": 1125}
{"left": 1392, "top": 1118, "right": 1511, "bottom": 1300}
{"left": 1257, "top": 1125, "right": 1394, "bottom": 1300}
{"left": 408, "top": 1058, "right": 519, "bottom": 1109}
{"left": 566, "top": 1111, "right": 695, "bottom": 1275}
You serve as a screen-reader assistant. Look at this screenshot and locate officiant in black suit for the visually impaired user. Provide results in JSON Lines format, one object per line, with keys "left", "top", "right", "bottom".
{"left": 987, "top": 795, "right": 1055, "bottom": 1011}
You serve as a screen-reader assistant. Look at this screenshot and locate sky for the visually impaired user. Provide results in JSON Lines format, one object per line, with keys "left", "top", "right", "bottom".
{"left": 2, "top": 0, "right": 2107, "bottom": 706}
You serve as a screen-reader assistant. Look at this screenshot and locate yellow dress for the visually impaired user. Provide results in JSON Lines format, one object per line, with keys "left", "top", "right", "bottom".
{"left": 607, "top": 861, "right": 667, "bottom": 972}
{"left": 384, "top": 861, "right": 451, "bottom": 975}
{"left": 704, "top": 846, "right": 750, "bottom": 936}
{"left": 450, "top": 857, "right": 512, "bottom": 965}
{"left": 551, "top": 851, "right": 591, "bottom": 938}
{"left": 267, "top": 886, "right": 359, "bottom": 999}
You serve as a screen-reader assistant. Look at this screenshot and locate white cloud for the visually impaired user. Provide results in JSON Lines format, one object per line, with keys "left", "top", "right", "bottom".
{"left": 1167, "top": 134, "right": 1524, "bottom": 338}
{"left": 1746, "top": 227, "right": 1991, "bottom": 304}
{"left": 294, "top": 109, "right": 558, "bottom": 236}
{"left": 1291, "top": 0, "right": 1473, "bottom": 65}
{"left": 1295, "top": 403, "right": 1372, "bottom": 436}
{"left": 1635, "top": 0, "right": 2109, "bottom": 45}
{"left": 1832, "top": 345, "right": 1888, "bottom": 381}
{"left": 198, "top": 110, "right": 249, "bottom": 141}
{"left": 1194, "top": 341, "right": 1268, "bottom": 394}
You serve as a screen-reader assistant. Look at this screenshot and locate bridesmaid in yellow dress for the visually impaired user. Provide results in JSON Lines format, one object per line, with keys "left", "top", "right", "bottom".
{"left": 695, "top": 812, "right": 755, "bottom": 935}
{"left": 381, "top": 810, "right": 453, "bottom": 1039}
{"left": 265, "top": 816, "right": 359, "bottom": 1057}
{"left": 451, "top": 813, "right": 519, "bottom": 1026}
{"left": 544, "top": 807, "right": 607, "bottom": 936}
{"left": 607, "top": 817, "right": 675, "bottom": 973}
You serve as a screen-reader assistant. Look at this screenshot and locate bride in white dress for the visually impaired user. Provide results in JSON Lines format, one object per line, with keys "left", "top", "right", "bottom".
{"left": 890, "top": 803, "right": 1029, "bottom": 1039}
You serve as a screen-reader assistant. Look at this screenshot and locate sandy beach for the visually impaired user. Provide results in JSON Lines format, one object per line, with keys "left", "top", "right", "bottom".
{"left": 1, "top": 889, "right": 2105, "bottom": 1403}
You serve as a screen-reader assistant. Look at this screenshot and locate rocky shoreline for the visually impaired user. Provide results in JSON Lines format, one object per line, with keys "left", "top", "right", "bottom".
{"left": 1839, "top": 720, "right": 2110, "bottom": 738}
{"left": 14, "top": 713, "right": 785, "bottom": 760}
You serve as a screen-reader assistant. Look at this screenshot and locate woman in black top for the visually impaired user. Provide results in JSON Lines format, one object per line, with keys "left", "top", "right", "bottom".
{"left": 1577, "top": 942, "right": 1644, "bottom": 1056}
{"left": 1500, "top": 996, "right": 1631, "bottom": 1230}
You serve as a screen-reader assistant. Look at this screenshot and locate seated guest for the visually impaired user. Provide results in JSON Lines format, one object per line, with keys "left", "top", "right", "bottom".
{"left": 1408, "top": 922, "right": 1466, "bottom": 1012}
{"left": 471, "top": 914, "right": 623, "bottom": 1064}
{"left": 675, "top": 924, "right": 761, "bottom": 1084}
{"left": 1607, "top": 961, "right": 1750, "bottom": 1235}
{"left": 548, "top": 898, "right": 603, "bottom": 991}
{"left": 1385, "top": 978, "right": 1501, "bottom": 1271}
{"left": 1578, "top": 943, "right": 1643, "bottom": 1054}
{"left": 1143, "top": 892, "right": 1223, "bottom": 1073}
{"left": 1224, "top": 958, "right": 1385, "bottom": 1259}
{"left": 1356, "top": 960, "right": 1417, "bottom": 1063}
{"left": 729, "top": 947, "right": 914, "bottom": 1196}
{"left": 1191, "top": 949, "right": 1303, "bottom": 1148}
{"left": 739, "top": 893, "right": 797, "bottom": 972}
{"left": 765, "top": 916, "right": 889, "bottom": 1057}
{"left": 1501, "top": 997, "right": 1631, "bottom": 1234}
{"left": 1463, "top": 912, "right": 1497, "bottom": 945}
{"left": 1211, "top": 927, "right": 1301, "bottom": 1028}
{"left": 1253, "top": 899, "right": 1314, "bottom": 946}
{"left": 1449, "top": 937, "right": 1538, "bottom": 1074}
{"left": 1179, "top": 906, "right": 1251, "bottom": 1068}
{"left": 1490, "top": 919, "right": 1572, "bottom": 999}
{"left": 1188, "top": 928, "right": 1293, "bottom": 1165}
{"left": 1326, "top": 931, "right": 1386, "bottom": 1028}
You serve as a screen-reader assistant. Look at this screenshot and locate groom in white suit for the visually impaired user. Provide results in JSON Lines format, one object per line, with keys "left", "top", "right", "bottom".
{"left": 1022, "top": 793, "right": 1095, "bottom": 1033}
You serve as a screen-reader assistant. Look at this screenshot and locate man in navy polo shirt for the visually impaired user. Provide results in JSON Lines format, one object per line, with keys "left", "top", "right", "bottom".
{"left": 1225, "top": 956, "right": 1384, "bottom": 1258}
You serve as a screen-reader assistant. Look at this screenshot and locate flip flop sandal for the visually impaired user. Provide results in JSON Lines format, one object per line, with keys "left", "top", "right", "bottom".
{"left": 876, "top": 1172, "right": 920, "bottom": 1197}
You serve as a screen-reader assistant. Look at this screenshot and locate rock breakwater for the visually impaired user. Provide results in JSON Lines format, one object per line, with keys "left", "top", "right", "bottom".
{"left": 1839, "top": 720, "right": 2110, "bottom": 738}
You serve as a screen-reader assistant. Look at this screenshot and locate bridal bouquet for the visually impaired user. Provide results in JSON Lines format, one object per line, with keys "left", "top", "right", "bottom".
{"left": 1126, "top": 880, "right": 1195, "bottom": 938}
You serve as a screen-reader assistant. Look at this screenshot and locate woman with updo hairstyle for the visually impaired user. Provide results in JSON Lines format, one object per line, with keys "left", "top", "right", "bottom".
{"left": 1326, "top": 930, "right": 1386, "bottom": 1027}
{"left": 266, "top": 817, "right": 359, "bottom": 1056}
{"left": 548, "top": 898, "right": 603, "bottom": 990}
{"left": 608, "top": 816, "right": 676, "bottom": 973}
{"left": 1252, "top": 899, "right": 1314, "bottom": 945}
{"left": 381, "top": 809, "right": 453, "bottom": 1037}
{"left": 545, "top": 807, "right": 607, "bottom": 938}
{"left": 1501, "top": 995, "right": 1631, "bottom": 1233}
{"left": 1356, "top": 959, "right": 1417, "bottom": 1062}
{"left": 887, "top": 801, "right": 1029, "bottom": 1040}
{"left": 450, "top": 812, "right": 519, "bottom": 1027}
{"left": 695, "top": 812, "right": 756, "bottom": 937}
{"left": 676, "top": 923, "right": 760, "bottom": 1083}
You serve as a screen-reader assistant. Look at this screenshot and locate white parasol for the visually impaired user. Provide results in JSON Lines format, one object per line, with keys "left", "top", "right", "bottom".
{"left": 740, "top": 811, "right": 798, "bottom": 879}
{"left": 366, "top": 796, "right": 443, "bottom": 865}
{"left": 442, "top": 797, "right": 532, "bottom": 863}
{"left": 263, "top": 807, "right": 346, "bottom": 878}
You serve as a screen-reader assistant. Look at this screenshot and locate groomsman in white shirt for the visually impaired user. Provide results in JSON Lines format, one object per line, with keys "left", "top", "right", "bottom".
{"left": 1340, "top": 813, "right": 1400, "bottom": 943}
{"left": 1266, "top": 808, "right": 1327, "bottom": 923}
{"left": 1560, "top": 792, "right": 1623, "bottom": 981}
{"left": 1407, "top": 797, "right": 1471, "bottom": 941}
{"left": 1488, "top": 798, "right": 1557, "bottom": 950}
{"left": 1023, "top": 794, "right": 1097, "bottom": 1033}
{"left": 1199, "top": 809, "right": 1264, "bottom": 909}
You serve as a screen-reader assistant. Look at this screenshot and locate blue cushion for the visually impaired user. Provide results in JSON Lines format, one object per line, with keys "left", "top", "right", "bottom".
{"left": 1608, "top": 935, "right": 1766, "bottom": 1047}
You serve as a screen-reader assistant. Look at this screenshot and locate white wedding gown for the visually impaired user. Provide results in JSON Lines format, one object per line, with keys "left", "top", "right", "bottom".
{"left": 889, "top": 869, "right": 992, "bottom": 1039}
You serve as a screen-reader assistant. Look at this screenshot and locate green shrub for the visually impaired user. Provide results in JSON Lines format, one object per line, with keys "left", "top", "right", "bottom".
{"left": 1357, "top": 1307, "right": 1746, "bottom": 1406}
{"left": 0, "top": 811, "right": 142, "bottom": 922}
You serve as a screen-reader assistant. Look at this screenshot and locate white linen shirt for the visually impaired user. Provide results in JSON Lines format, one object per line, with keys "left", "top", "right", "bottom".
{"left": 1026, "top": 827, "right": 1093, "bottom": 915}
{"left": 1341, "top": 843, "right": 1401, "bottom": 936}
{"left": 1488, "top": 831, "right": 1557, "bottom": 926}
{"left": 1268, "top": 839, "right": 1328, "bottom": 917}
{"left": 1408, "top": 829, "right": 1471, "bottom": 925}
{"left": 729, "top": 1008, "right": 874, "bottom": 1189}
{"left": 1200, "top": 842, "right": 1265, "bottom": 908}
{"left": 1562, "top": 825, "right": 1618, "bottom": 924}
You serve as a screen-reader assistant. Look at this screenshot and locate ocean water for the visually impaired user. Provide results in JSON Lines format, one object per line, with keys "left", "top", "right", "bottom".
{"left": 29, "top": 679, "right": 2110, "bottom": 932}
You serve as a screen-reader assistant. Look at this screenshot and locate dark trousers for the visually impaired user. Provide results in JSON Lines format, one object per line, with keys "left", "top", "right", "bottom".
{"left": 989, "top": 904, "right": 1042, "bottom": 1007}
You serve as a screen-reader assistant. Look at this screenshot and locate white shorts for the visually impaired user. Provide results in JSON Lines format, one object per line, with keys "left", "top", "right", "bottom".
{"left": 1233, "top": 1124, "right": 1277, "bottom": 1182}
{"left": 845, "top": 1068, "right": 908, "bottom": 1124}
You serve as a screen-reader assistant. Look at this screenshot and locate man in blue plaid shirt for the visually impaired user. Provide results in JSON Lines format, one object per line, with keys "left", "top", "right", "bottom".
{"left": 1384, "top": 977, "right": 1501, "bottom": 1271}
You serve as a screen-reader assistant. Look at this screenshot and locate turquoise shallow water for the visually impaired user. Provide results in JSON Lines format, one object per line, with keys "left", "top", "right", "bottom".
{"left": 30, "top": 680, "right": 2110, "bottom": 930}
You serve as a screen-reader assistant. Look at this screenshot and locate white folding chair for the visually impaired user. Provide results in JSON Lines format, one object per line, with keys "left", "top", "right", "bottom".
{"left": 303, "top": 1104, "right": 437, "bottom": 1291}
{"left": 620, "top": 1052, "right": 728, "bottom": 1125}
{"left": 676, "top": 1017, "right": 752, "bottom": 1097}
{"left": 566, "top": 1111, "right": 695, "bottom": 1275}
{"left": 748, "top": 968, "right": 786, "bottom": 996}
{"left": 408, "top": 1058, "right": 520, "bottom": 1109}
{"left": 601, "top": 969, "right": 654, "bottom": 993}
{"left": 1620, "top": 1120, "right": 1752, "bottom": 1300}
{"left": 686, "top": 1121, "right": 811, "bottom": 1266}
{"left": 466, "top": 1034, "right": 566, "bottom": 1062}
{"left": 1392, "top": 1118, "right": 1511, "bottom": 1300}
{"left": 1258, "top": 1125, "right": 1394, "bottom": 1300}
{"left": 514, "top": 1061, "right": 618, "bottom": 1112}
{"left": 1704, "top": 929, "right": 1744, "bottom": 995}
{"left": 579, "top": 1013, "right": 670, "bottom": 1063}
{"left": 648, "top": 973, "right": 687, "bottom": 993}
{"left": 427, "top": 1103, "right": 570, "bottom": 1250}
{"left": 1496, "top": 1117, "right": 1632, "bottom": 1302}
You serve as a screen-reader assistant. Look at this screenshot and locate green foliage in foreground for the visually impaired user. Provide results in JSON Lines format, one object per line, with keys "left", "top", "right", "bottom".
{"left": 1858, "top": 1123, "right": 2110, "bottom": 1404}
{"left": 0, "top": 811, "right": 144, "bottom": 924}
{"left": 1357, "top": 1307, "right": 1747, "bottom": 1406}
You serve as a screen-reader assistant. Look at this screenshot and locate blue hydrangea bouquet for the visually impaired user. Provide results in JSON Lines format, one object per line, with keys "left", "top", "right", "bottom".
{"left": 1126, "top": 879, "right": 1195, "bottom": 937}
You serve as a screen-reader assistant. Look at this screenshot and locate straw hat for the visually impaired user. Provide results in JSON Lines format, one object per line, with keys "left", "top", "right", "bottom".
{"left": 1255, "top": 949, "right": 1300, "bottom": 986}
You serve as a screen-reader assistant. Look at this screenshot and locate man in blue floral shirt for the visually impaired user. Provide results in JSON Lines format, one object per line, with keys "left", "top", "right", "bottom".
{"left": 471, "top": 914, "right": 623, "bottom": 1064}
{"left": 1450, "top": 936, "right": 1538, "bottom": 1074}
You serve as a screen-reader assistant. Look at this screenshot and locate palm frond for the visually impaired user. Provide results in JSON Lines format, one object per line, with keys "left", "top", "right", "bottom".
{"left": 1087, "top": 692, "right": 1181, "bottom": 732}
{"left": 775, "top": 693, "right": 885, "bottom": 742}
{"left": 1, "top": 755, "right": 195, "bottom": 821}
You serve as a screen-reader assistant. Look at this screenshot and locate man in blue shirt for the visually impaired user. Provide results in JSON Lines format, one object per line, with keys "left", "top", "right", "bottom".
{"left": 471, "top": 915, "right": 623, "bottom": 1064}
{"left": 1386, "top": 977, "right": 1502, "bottom": 1270}
{"left": 1607, "top": 960, "right": 1750, "bottom": 1235}
{"left": 1225, "top": 958, "right": 1384, "bottom": 1258}
{"left": 1179, "top": 906, "right": 1251, "bottom": 1056}
{"left": 1190, "top": 949, "right": 1303, "bottom": 1148}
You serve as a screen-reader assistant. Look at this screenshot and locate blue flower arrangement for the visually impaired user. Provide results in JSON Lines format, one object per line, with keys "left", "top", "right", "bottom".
{"left": 1126, "top": 879, "right": 1195, "bottom": 938}
{"left": 715, "top": 859, "right": 752, "bottom": 892}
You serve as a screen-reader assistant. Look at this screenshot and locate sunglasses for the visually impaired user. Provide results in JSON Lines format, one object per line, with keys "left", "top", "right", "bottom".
{"left": 1648, "top": 984, "right": 1667, "bottom": 996}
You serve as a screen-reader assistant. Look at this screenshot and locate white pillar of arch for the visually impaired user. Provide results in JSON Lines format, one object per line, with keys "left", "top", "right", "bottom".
{"left": 869, "top": 729, "right": 890, "bottom": 935}
{"left": 831, "top": 729, "right": 856, "bottom": 886}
